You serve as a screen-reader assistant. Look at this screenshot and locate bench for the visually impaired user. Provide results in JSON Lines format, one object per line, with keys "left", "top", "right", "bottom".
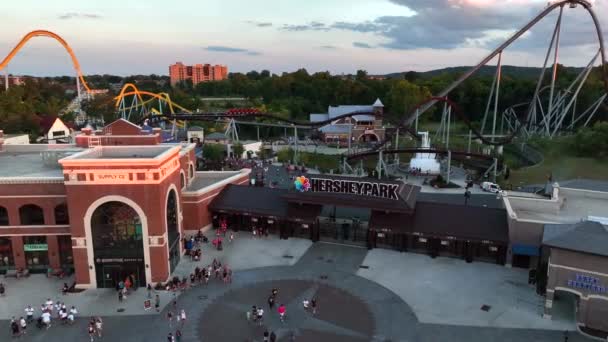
{"left": 4, "top": 269, "right": 29, "bottom": 278}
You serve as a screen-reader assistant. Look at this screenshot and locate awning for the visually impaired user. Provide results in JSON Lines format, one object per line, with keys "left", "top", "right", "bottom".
{"left": 369, "top": 210, "right": 413, "bottom": 234}
{"left": 512, "top": 244, "right": 540, "bottom": 256}
{"left": 209, "top": 185, "right": 288, "bottom": 218}
{"left": 287, "top": 204, "right": 322, "bottom": 223}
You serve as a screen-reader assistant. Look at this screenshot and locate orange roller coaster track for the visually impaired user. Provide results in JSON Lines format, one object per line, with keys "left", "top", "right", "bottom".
{"left": 0, "top": 30, "right": 91, "bottom": 93}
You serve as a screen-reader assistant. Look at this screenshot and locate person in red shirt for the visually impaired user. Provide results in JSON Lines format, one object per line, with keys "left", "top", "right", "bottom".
{"left": 277, "top": 304, "right": 286, "bottom": 322}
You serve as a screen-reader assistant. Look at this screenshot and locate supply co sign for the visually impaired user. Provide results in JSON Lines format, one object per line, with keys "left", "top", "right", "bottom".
{"left": 309, "top": 177, "right": 400, "bottom": 200}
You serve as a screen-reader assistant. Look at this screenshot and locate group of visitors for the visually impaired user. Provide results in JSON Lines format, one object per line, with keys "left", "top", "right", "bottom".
{"left": 10, "top": 300, "right": 80, "bottom": 336}
{"left": 165, "top": 308, "right": 186, "bottom": 341}
{"left": 116, "top": 274, "right": 137, "bottom": 302}
{"left": 87, "top": 317, "right": 103, "bottom": 342}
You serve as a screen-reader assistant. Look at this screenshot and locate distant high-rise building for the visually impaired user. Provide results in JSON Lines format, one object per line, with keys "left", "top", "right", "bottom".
{"left": 169, "top": 62, "right": 228, "bottom": 86}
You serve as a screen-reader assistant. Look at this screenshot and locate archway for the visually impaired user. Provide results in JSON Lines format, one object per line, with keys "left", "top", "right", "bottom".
{"left": 359, "top": 133, "right": 379, "bottom": 143}
{"left": 90, "top": 201, "right": 146, "bottom": 288}
{"left": 19, "top": 204, "right": 44, "bottom": 225}
{"left": 166, "top": 188, "right": 180, "bottom": 274}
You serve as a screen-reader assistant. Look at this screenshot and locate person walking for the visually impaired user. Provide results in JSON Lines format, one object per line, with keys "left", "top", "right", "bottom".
{"left": 263, "top": 330, "right": 270, "bottom": 342}
{"left": 180, "top": 309, "right": 186, "bottom": 327}
{"left": 311, "top": 298, "right": 317, "bottom": 315}
{"left": 278, "top": 304, "right": 286, "bottom": 323}
{"left": 257, "top": 307, "right": 264, "bottom": 326}
{"left": 147, "top": 284, "right": 153, "bottom": 299}
{"left": 268, "top": 295, "right": 275, "bottom": 309}
{"left": 175, "top": 329, "right": 182, "bottom": 342}
{"left": 155, "top": 294, "right": 161, "bottom": 312}
{"left": 167, "top": 332, "right": 175, "bottom": 342}
{"left": 87, "top": 322, "right": 95, "bottom": 342}
{"left": 95, "top": 317, "right": 103, "bottom": 338}
{"left": 19, "top": 316, "right": 26, "bottom": 336}
{"left": 167, "top": 311, "right": 174, "bottom": 329}
{"left": 270, "top": 331, "right": 277, "bottom": 342}
{"left": 24, "top": 305, "right": 34, "bottom": 323}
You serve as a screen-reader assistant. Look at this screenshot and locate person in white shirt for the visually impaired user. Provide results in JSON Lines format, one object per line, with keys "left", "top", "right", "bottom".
{"left": 60, "top": 310, "right": 68, "bottom": 324}
{"left": 19, "top": 317, "right": 26, "bottom": 335}
{"left": 45, "top": 299, "right": 53, "bottom": 312}
{"left": 41, "top": 311, "right": 51, "bottom": 328}
{"left": 25, "top": 306, "right": 34, "bottom": 323}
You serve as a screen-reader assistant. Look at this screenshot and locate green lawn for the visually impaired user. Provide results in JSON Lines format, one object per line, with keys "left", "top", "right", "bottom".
{"left": 506, "top": 137, "right": 608, "bottom": 187}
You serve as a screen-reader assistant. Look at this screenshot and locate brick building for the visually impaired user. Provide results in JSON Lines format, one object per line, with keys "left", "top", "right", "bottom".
{"left": 169, "top": 62, "right": 228, "bottom": 86}
{"left": 310, "top": 99, "right": 385, "bottom": 144}
{"left": 0, "top": 120, "right": 249, "bottom": 289}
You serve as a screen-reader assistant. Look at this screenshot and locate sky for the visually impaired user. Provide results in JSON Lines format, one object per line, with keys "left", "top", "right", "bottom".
{"left": 0, "top": 0, "right": 607, "bottom": 76}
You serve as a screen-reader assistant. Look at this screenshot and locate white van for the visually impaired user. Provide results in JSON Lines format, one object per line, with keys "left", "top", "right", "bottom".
{"left": 481, "top": 182, "right": 501, "bottom": 193}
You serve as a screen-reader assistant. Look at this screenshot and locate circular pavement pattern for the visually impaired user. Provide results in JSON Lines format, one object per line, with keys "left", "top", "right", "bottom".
{"left": 199, "top": 279, "right": 375, "bottom": 342}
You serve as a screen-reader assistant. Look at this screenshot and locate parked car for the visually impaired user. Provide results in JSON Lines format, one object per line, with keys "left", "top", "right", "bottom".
{"left": 481, "top": 181, "right": 501, "bottom": 193}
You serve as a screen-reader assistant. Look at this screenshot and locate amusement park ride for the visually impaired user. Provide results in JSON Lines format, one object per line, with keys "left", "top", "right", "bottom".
{"left": 1, "top": 0, "right": 607, "bottom": 181}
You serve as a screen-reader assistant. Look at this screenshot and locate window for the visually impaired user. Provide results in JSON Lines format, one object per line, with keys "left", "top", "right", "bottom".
{"left": 91, "top": 202, "right": 142, "bottom": 254}
{"left": 166, "top": 190, "right": 179, "bottom": 246}
{"left": 54, "top": 203, "right": 69, "bottom": 225}
{"left": 0, "top": 237, "right": 13, "bottom": 270}
{"left": 0, "top": 206, "right": 8, "bottom": 226}
{"left": 19, "top": 204, "right": 44, "bottom": 225}
{"left": 52, "top": 130, "right": 66, "bottom": 137}
{"left": 188, "top": 163, "right": 194, "bottom": 179}
{"left": 23, "top": 236, "right": 48, "bottom": 270}
{"left": 180, "top": 172, "right": 185, "bottom": 189}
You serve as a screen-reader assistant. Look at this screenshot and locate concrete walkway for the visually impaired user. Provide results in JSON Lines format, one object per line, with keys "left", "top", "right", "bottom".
{"left": 357, "top": 249, "right": 575, "bottom": 330}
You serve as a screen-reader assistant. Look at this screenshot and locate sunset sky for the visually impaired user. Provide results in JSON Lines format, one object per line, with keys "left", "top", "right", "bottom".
{"left": 0, "top": 0, "right": 606, "bottom": 76}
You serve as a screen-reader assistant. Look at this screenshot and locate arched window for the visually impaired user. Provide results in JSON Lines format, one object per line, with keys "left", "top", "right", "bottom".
{"left": 0, "top": 206, "right": 8, "bottom": 226}
{"left": 54, "top": 203, "right": 69, "bottom": 225}
{"left": 180, "top": 172, "right": 186, "bottom": 189}
{"left": 19, "top": 204, "right": 44, "bottom": 225}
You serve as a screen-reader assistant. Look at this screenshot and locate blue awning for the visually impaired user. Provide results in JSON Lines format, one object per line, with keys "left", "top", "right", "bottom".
{"left": 512, "top": 244, "right": 540, "bottom": 256}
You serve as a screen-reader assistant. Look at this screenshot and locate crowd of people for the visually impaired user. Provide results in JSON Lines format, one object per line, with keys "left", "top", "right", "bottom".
{"left": 9, "top": 300, "right": 81, "bottom": 337}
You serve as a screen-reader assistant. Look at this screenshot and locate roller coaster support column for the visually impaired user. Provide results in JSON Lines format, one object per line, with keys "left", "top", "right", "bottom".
{"left": 547, "top": 5, "right": 564, "bottom": 138}
{"left": 394, "top": 128, "right": 400, "bottom": 164}
{"left": 415, "top": 109, "right": 419, "bottom": 133}
{"left": 493, "top": 158, "right": 498, "bottom": 183}
{"left": 293, "top": 125, "right": 298, "bottom": 165}
{"left": 376, "top": 150, "right": 383, "bottom": 180}
{"left": 348, "top": 122, "right": 352, "bottom": 155}
{"left": 467, "top": 130, "right": 472, "bottom": 156}
{"left": 492, "top": 51, "right": 502, "bottom": 143}
{"left": 446, "top": 105, "right": 451, "bottom": 149}
{"left": 4, "top": 68, "right": 7, "bottom": 91}
{"left": 447, "top": 150, "right": 452, "bottom": 185}
{"left": 257, "top": 126, "right": 260, "bottom": 141}
{"left": 76, "top": 74, "right": 82, "bottom": 102}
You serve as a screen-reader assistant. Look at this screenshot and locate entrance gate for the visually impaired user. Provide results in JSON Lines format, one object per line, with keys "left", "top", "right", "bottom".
{"left": 318, "top": 218, "right": 368, "bottom": 246}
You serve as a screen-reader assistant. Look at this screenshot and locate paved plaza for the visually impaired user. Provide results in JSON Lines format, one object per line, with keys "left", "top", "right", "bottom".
{"left": 0, "top": 236, "right": 595, "bottom": 341}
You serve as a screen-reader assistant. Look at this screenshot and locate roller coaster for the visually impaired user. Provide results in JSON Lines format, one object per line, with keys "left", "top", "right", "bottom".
{"left": 0, "top": 30, "right": 92, "bottom": 98}
{"left": 3, "top": 1, "right": 608, "bottom": 179}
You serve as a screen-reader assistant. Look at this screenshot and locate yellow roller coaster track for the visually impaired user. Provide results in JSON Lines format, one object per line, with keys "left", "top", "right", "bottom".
{"left": 0, "top": 30, "right": 92, "bottom": 93}
{"left": 115, "top": 83, "right": 192, "bottom": 114}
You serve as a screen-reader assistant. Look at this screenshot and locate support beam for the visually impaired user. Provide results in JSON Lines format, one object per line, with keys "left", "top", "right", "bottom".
{"left": 446, "top": 150, "right": 452, "bottom": 184}
{"left": 492, "top": 51, "right": 502, "bottom": 142}
{"left": 546, "top": 5, "right": 563, "bottom": 137}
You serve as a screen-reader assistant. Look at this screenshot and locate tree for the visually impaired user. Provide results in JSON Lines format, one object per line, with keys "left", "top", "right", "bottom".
{"left": 81, "top": 94, "right": 117, "bottom": 123}
{"left": 232, "top": 143, "right": 245, "bottom": 159}
{"left": 386, "top": 80, "right": 432, "bottom": 123}
{"left": 202, "top": 144, "right": 225, "bottom": 163}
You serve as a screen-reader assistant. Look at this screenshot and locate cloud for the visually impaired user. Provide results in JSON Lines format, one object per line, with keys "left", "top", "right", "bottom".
{"left": 58, "top": 13, "right": 102, "bottom": 20}
{"left": 278, "top": 0, "right": 608, "bottom": 51}
{"left": 353, "top": 42, "right": 374, "bottom": 49}
{"left": 319, "top": 45, "right": 338, "bottom": 49}
{"left": 205, "top": 46, "right": 261, "bottom": 55}
{"left": 246, "top": 20, "right": 272, "bottom": 27}
{"left": 281, "top": 21, "right": 329, "bottom": 31}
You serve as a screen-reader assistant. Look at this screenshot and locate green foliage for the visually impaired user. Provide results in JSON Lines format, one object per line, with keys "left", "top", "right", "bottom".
{"left": 232, "top": 143, "right": 245, "bottom": 158}
{"left": 386, "top": 80, "right": 432, "bottom": 123}
{"left": 570, "top": 122, "right": 608, "bottom": 158}
{"left": 81, "top": 94, "right": 117, "bottom": 123}
{"left": 202, "top": 144, "right": 225, "bottom": 162}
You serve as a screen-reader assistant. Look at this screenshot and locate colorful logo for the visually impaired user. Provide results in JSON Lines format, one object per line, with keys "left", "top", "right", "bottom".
{"left": 294, "top": 176, "right": 310, "bottom": 192}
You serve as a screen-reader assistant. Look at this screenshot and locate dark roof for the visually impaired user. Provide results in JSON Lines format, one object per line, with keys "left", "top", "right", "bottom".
{"left": 287, "top": 204, "right": 322, "bottom": 223}
{"left": 543, "top": 221, "right": 608, "bottom": 257}
{"left": 417, "top": 192, "right": 504, "bottom": 209}
{"left": 413, "top": 202, "right": 509, "bottom": 243}
{"left": 209, "top": 185, "right": 288, "bottom": 218}
{"left": 369, "top": 210, "right": 413, "bottom": 233}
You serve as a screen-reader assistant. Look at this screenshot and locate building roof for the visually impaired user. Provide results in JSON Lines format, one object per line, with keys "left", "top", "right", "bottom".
{"left": 417, "top": 192, "right": 504, "bottom": 209}
{"left": 319, "top": 125, "right": 351, "bottom": 134}
{"left": 188, "top": 126, "right": 204, "bottom": 131}
{"left": 328, "top": 105, "right": 374, "bottom": 122}
{"left": 206, "top": 132, "right": 228, "bottom": 140}
{"left": 310, "top": 114, "right": 329, "bottom": 123}
{"left": 0, "top": 145, "right": 84, "bottom": 179}
{"left": 209, "top": 184, "right": 288, "bottom": 218}
{"left": 413, "top": 201, "right": 509, "bottom": 243}
{"left": 185, "top": 171, "right": 242, "bottom": 192}
{"left": 66, "top": 145, "right": 175, "bottom": 160}
{"left": 373, "top": 98, "right": 384, "bottom": 107}
{"left": 543, "top": 221, "right": 608, "bottom": 257}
